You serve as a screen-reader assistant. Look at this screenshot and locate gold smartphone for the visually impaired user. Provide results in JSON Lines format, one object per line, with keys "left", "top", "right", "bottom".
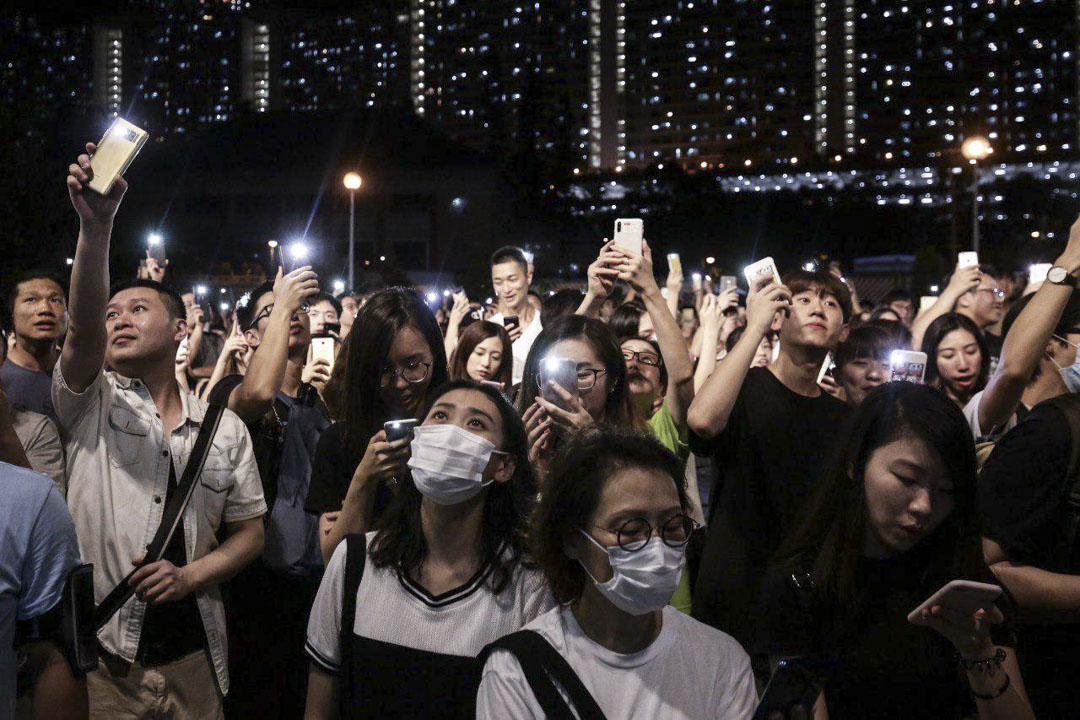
{"left": 88, "top": 118, "right": 149, "bottom": 195}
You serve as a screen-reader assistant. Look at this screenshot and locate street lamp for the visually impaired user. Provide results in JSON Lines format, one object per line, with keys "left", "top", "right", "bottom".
{"left": 267, "top": 239, "right": 279, "bottom": 269}
{"left": 343, "top": 172, "right": 363, "bottom": 289}
{"left": 961, "top": 136, "right": 992, "bottom": 254}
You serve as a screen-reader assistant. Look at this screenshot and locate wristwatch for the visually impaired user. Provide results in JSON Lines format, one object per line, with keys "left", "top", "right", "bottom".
{"left": 1047, "top": 266, "right": 1079, "bottom": 288}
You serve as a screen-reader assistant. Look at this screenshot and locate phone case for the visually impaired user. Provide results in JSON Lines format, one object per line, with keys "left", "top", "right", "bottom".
{"left": 384, "top": 419, "right": 419, "bottom": 443}
{"left": 88, "top": 118, "right": 149, "bottom": 195}
{"left": 311, "top": 337, "right": 336, "bottom": 370}
{"left": 744, "top": 257, "right": 781, "bottom": 292}
{"left": 919, "top": 295, "right": 939, "bottom": 314}
{"left": 719, "top": 275, "right": 738, "bottom": 293}
{"left": 613, "top": 218, "right": 644, "bottom": 255}
{"left": 907, "top": 580, "right": 1002, "bottom": 624}
{"left": 667, "top": 253, "right": 682, "bottom": 276}
{"left": 889, "top": 350, "right": 928, "bottom": 384}
{"left": 540, "top": 358, "right": 579, "bottom": 410}
{"left": 817, "top": 353, "right": 834, "bottom": 384}
{"left": 957, "top": 252, "right": 980, "bottom": 269}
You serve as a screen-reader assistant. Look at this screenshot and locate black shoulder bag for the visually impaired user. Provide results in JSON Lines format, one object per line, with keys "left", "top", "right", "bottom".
{"left": 94, "top": 399, "right": 227, "bottom": 630}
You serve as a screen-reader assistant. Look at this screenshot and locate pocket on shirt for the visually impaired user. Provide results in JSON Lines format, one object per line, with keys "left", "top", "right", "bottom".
{"left": 199, "top": 447, "right": 233, "bottom": 493}
{"left": 106, "top": 406, "right": 152, "bottom": 467}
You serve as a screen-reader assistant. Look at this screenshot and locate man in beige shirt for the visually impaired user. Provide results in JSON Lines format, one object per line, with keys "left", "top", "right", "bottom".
{"left": 59, "top": 141, "right": 265, "bottom": 719}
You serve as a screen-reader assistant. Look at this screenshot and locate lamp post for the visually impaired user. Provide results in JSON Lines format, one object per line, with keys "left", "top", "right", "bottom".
{"left": 960, "top": 136, "right": 992, "bottom": 255}
{"left": 343, "top": 172, "right": 363, "bottom": 289}
{"left": 267, "top": 239, "right": 279, "bottom": 270}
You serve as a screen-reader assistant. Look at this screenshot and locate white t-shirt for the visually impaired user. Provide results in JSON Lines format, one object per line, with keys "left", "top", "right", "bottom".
{"left": 477, "top": 605, "right": 758, "bottom": 720}
{"left": 962, "top": 390, "right": 1020, "bottom": 441}
{"left": 490, "top": 310, "right": 543, "bottom": 385}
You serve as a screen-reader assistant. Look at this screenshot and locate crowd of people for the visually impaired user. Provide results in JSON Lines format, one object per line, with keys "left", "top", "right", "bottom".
{"left": 4, "top": 142, "right": 1080, "bottom": 720}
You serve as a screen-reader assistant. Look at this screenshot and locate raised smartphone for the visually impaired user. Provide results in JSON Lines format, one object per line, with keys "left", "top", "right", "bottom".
{"left": 919, "top": 295, "right": 939, "bottom": 314}
{"left": 613, "top": 218, "right": 644, "bottom": 255}
{"left": 719, "top": 275, "right": 738, "bottom": 293}
{"left": 889, "top": 350, "right": 928, "bottom": 384}
{"left": 311, "top": 337, "right": 336, "bottom": 372}
{"left": 1029, "top": 263, "right": 1052, "bottom": 285}
{"left": 957, "top": 251, "right": 980, "bottom": 269}
{"left": 539, "top": 357, "right": 579, "bottom": 411}
{"left": 88, "top": 118, "right": 149, "bottom": 196}
{"left": 667, "top": 252, "right": 682, "bottom": 277}
{"left": 907, "top": 580, "right": 1002, "bottom": 625}
{"left": 744, "top": 257, "right": 781, "bottom": 293}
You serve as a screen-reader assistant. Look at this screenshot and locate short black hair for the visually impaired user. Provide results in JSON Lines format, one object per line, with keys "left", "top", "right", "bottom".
{"left": 1002, "top": 288, "right": 1080, "bottom": 340}
{"left": 108, "top": 279, "right": 186, "bottom": 321}
{"left": 4, "top": 269, "right": 68, "bottom": 318}
{"left": 490, "top": 246, "right": 529, "bottom": 273}
{"left": 782, "top": 269, "right": 854, "bottom": 322}
{"left": 310, "top": 291, "right": 343, "bottom": 318}
{"left": 236, "top": 280, "right": 275, "bottom": 330}
{"left": 881, "top": 288, "right": 913, "bottom": 305}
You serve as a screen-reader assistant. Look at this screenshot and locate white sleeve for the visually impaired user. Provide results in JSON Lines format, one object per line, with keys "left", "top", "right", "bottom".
{"left": 51, "top": 363, "right": 106, "bottom": 432}
{"left": 962, "top": 392, "right": 983, "bottom": 438}
{"left": 476, "top": 650, "right": 544, "bottom": 720}
{"left": 305, "top": 538, "right": 348, "bottom": 674}
{"left": 712, "top": 642, "right": 759, "bottom": 720}
{"left": 520, "top": 571, "right": 557, "bottom": 623}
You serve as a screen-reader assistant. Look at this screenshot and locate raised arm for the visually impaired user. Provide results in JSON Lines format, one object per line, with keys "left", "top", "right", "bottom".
{"left": 443, "top": 293, "right": 471, "bottom": 359}
{"left": 62, "top": 143, "right": 128, "bottom": 393}
{"left": 576, "top": 240, "right": 621, "bottom": 318}
{"left": 687, "top": 281, "right": 791, "bottom": 438}
{"left": 911, "top": 266, "right": 981, "bottom": 351}
{"left": 693, "top": 291, "right": 738, "bottom": 393}
{"left": 977, "top": 218, "right": 1080, "bottom": 431}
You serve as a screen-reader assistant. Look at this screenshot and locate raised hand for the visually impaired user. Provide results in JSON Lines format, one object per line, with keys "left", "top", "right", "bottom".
{"left": 274, "top": 266, "right": 320, "bottom": 314}
{"left": 586, "top": 240, "right": 623, "bottom": 300}
{"left": 615, "top": 239, "right": 659, "bottom": 294}
{"left": 747, "top": 282, "right": 793, "bottom": 333}
{"left": 66, "top": 142, "right": 128, "bottom": 227}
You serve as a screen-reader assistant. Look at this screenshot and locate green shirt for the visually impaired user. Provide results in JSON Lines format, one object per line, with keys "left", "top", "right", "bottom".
{"left": 647, "top": 401, "right": 689, "bottom": 460}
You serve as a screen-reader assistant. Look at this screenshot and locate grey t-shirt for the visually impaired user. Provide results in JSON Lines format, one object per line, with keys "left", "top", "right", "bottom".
{"left": 0, "top": 359, "right": 56, "bottom": 423}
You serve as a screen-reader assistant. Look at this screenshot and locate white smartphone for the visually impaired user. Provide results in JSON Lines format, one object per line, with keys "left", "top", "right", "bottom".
{"left": 1029, "top": 263, "right": 1052, "bottom": 285}
{"left": 176, "top": 336, "right": 190, "bottom": 363}
{"left": 889, "top": 350, "right": 927, "bottom": 384}
{"left": 719, "top": 275, "right": 738, "bottom": 293}
{"left": 816, "top": 353, "right": 834, "bottom": 384}
{"left": 384, "top": 418, "right": 419, "bottom": 443}
{"left": 957, "top": 251, "right": 980, "bottom": 269}
{"left": 88, "top": 118, "right": 149, "bottom": 195}
{"left": 744, "top": 257, "right": 781, "bottom": 293}
{"left": 311, "top": 337, "right": 336, "bottom": 372}
{"left": 907, "top": 580, "right": 1002, "bottom": 625}
{"left": 666, "top": 252, "right": 683, "bottom": 277}
{"left": 613, "top": 218, "right": 644, "bottom": 255}
{"left": 691, "top": 272, "right": 702, "bottom": 291}
{"left": 919, "top": 295, "right": 939, "bottom": 314}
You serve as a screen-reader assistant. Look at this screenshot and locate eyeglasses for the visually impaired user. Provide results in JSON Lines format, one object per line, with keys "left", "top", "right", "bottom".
{"left": 621, "top": 349, "right": 661, "bottom": 367}
{"left": 379, "top": 361, "right": 432, "bottom": 388}
{"left": 591, "top": 514, "right": 698, "bottom": 552}
{"left": 974, "top": 288, "right": 1006, "bottom": 301}
{"left": 533, "top": 367, "right": 607, "bottom": 392}
{"left": 245, "top": 302, "right": 310, "bottom": 331}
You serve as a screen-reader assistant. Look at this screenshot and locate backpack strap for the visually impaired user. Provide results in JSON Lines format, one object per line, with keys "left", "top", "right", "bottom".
{"left": 479, "top": 630, "right": 607, "bottom": 720}
{"left": 1041, "top": 395, "right": 1080, "bottom": 567}
{"left": 339, "top": 533, "right": 367, "bottom": 716}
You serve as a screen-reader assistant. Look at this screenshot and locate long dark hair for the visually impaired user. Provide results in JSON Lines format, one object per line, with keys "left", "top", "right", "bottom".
{"left": 515, "top": 314, "right": 646, "bottom": 432}
{"left": 449, "top": 321, "right": 513, "bottom": 389}
{"left": 609, "top": 300, "right": 646, "bottom": 340}
{"left": 369, "top": 380, "right": 536, "bottom": 593}
{"left": 774, "top": 383, "right": 984, "bottom": 627}
{"left": 342, "top": 287, "right": 449, "bottom": 462}
{"left": 921, "top": 313, "right": 989, "bottom": 395}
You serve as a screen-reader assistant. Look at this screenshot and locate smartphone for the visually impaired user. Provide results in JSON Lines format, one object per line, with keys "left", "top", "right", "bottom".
{"left": 889, "top": 350, "right": 928, "bottom": 384}
{"left": 384, "top": 418, "right": 419, "bottom": 443}
{"left": 744, "top": 257, "right": 781, "bottom": 293}
{"left": 691, "top": 272, "right": 702, "bottom": 292}
{"left": 539, "top": 357, "right": 579, "bottom": 411}
{"left": 613, "top": 218, "right": 644, "bottom": 255}
{"left": 325, "top": 322, "right": 341, "bottom": 337}
{"left": 957, "top": 251, "right": 980, "bottom": 269}
{"left": 666, "top": 253, "right": 683, "bottom": 277}
{"left": 503, "top": 316, "right": 520, "bottom": 333}
{"left": 311, "top": 337, "right": 336, "bottom": 372}
{"left": 817, "top": 353, "right": 835, "bottom": 384}
{"left": 753, "top": 655, "right": 837, "bottom": 720}
{"left": 1029, "top": 263, "right": 1052, "bottom": 285}
{"left": 907, "top": 580, "right": 1002, "bottom": 625}
{"left": 88, "top": 118, "right": 149, "bottom": 196}
{"left": 719, "top": 275, "right": 738, "bottom": 293}
{"left": 919, "top": 295, "right": 939, "bottom": 314}
{"left": 147, "top": 235, "right": 167, "bottom": 263}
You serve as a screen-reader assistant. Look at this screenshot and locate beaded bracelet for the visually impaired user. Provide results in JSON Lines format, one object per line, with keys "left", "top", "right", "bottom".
{"left": 958, "top": 647, "right": 1007, "bottom": 676}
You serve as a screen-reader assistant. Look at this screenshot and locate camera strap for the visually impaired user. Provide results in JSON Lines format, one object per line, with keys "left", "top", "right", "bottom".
{"left": 94, "top": 399, "right": 226, "bottom": 631}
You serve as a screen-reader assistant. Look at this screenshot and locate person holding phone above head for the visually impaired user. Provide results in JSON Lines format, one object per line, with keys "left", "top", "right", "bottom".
{"left": 304, "top": 381, "right": 553, "bottom": 720}
{"left": 922, "top": 314, "right": 990, "bottom": 409}
{"left": 305, "top": 287, "right": 448, "bottom": 565}
{"left": 476, "top": 429, "right": 757, "bottom": 720}
{"left": 686, "top": 267, "right": 851, "bottom": 647}
{"left": 60, "top": 142, "right": 266, "bottom": 719}
{"left": 756, "top": 383, "right": 1034, "bottom": 720}
{"left": 517, "top": 315, "right": 645, "bottom": 486}
{"left": 954, "top": 265, "right": 1006, "bottom": 367}
{"left": 823, "top": 324, "right": 893, "bottom": 406}
{"left": 449, "top": 321, "right": 513, "bottom": 389}
{"left": 489, "top": 247, "right": 542, "bottom": 385}
{"left": 1, "top": 269, "right": 68, "bottom": 423}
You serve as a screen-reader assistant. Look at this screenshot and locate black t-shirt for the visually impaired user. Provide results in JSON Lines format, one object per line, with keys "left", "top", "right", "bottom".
{"left": 689, "top": 367, "right": 850, "bottom": 645}
{"left": 754, "top": 552, "right": 1010, "bottom": 719}
{"left": 304, "top": 422, "right": 393, "bottom": 518}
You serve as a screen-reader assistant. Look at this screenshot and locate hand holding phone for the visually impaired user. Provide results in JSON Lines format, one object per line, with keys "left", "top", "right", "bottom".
{"left": 384, "top": 419, "right": 419, "bottom": 443}
{"left": 311, "top": 337, "right": 337, "bottom": 373}
{"left": 907, "top": 580, "right": 1002, "bottom": 625}
{"left": 889, "top": 350, "right": 927, "bottom": 384}
{"left": 719, "top": 275, "right": 738, "bottom": 294}
{"left": 957, "top": 251, "right": 980, "bottom": 269}
{"left": 613, "top": 218, "right": 644, "bottom": 255}
{"left": 816, "top": 353, "right": 835, "bottom": 384}
{"left": 666, "top": 252, "right": 683, "bottom": 278}
{"left": 753, "top": 655, "right": 837, "bottom": 720}
{"left": 744, "top": 257, "right": 782, "bottom": 294}
{"left": 87, "top": 118, "right": 149, "bottom": 196}
{"left": 539, "top": 357, "right": 579, "bottom": 411}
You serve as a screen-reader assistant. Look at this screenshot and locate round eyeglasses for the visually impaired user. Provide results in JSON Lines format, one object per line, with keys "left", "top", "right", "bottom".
{"left": 590, "top": 514, "right": 698, "bottom": 552}
{"left": 379, "top": 361, "right": 432, "bottom": 388}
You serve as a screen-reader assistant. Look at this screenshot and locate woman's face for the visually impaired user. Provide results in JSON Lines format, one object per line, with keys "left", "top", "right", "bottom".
{"left": 863, "top": 432, "right": 954, "bottom": 557}
{"left": 466, "top": 336, "right": 504, "bottom": 382}
{"left": 546, "top": 337, "right": 610, "bottom": 422}
{"left": 379, "top": 325, "right": 435, "bottom": 416}
{"left": 935, "top": 328, "right": 982, "bottom": 401}
{"left": 422, "top": 387, "right": 507, "bottom": 481}
{"left": 838, "top": 356, "right": 887, "bottom": 406}
{"left": 751, "top": 336, "right": 773, "bottom": 368}
{"left": 620, "top": 338, "right": 662, "bottom": 406}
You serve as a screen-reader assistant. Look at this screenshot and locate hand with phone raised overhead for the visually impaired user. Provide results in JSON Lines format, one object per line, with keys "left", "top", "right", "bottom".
{"left": 274, "top": 265, "right": 320, "bottom": 315}
{"left": 615, "top": 239, "right": 661, "bottom": 295}
{"left": 747, "top": 281, "right": 793, "bottom": 334}
{"left": 66, "top": 142, "right": 128, "bottom": 228}
{"left": 586, "top": 240, "right": 623, "bottom": 299}
{"left": 143, "top": 250, "right": 167, "bottom": 283}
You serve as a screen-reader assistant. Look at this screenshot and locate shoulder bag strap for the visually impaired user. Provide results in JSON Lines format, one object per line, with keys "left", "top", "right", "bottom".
{"left": 339, "top": 533, "right": 367, "bottom": 716}
{"left": 480, "top": 630, "right": 608, "bottom": 720}
{"left": 94, "top": 400, "right": 227, "bottom": 630}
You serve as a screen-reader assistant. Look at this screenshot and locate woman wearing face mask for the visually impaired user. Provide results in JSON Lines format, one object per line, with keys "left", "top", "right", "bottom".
{"left": 448, "top": 321, "right": 513, "bottom": 389}
{"left": 518, "top": 315, "right": 645, "bottom": 484}
{"left": 921, "top": 313, "right": 989, "bottom": 408}
{"left": 820, "top": 324, "right": 892, "bottom": 406}
{"left": 476, "top": 429, "right": 758, "bottom": 719}
{"left": 755, "top": 383, "right": 1034, "bottom": 719}
{"left": 304, "top": 381, "right": 553, "bottom": 719}
{"left": 305, "top": 288, "right": 449, "bottom": 564}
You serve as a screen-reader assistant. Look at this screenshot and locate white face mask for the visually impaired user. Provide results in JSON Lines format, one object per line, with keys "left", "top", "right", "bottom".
{"left": 578, "top": 531, "right": 686, "bottom": 616}
{"left": 407, "top": 424, "right": 500, "bottom": 505}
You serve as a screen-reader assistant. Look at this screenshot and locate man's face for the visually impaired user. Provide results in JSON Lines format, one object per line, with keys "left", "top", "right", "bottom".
{"left": 105, "top": 288, "right": 185, "bottom": 371}
{"left": 888, "top": 299, "right": 913, "bottom": 325}
{"left": 781, "top": 286, "right": 848, "bottom": 350}
{"left": 12, "top": 278, "right": 68, "bottom": 343}
{"left": 244, "top": 291, "right": 310, "bottom": 352}
{"left": 308, "top": 300, "right": 339, "bottom": 336}
{"left": 339, "top": 295, "right": 359, "bottom": 332}
{"left": 491, "top": 260, "right": 530, "bottom": 312}
{"left": 971, "top": 277, "right": 1004, "bottom": 328}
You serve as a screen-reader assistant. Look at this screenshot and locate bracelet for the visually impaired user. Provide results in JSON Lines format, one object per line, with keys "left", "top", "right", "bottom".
{"left": 971, "top": 671, "right": 1011, "bottom": 700}
{"left": 958, "top": 647, "right": 1007, "bottom": 676}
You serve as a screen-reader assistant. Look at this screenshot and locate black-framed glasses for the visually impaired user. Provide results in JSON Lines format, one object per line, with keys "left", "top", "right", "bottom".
{"left": 533, "top": 367, "right": 607, "bottom": 392}
{"left": 245, "top": 302, "right": 310, "bottom": 331}
{"left": 621, "top": 349, "right": 661, "bottom": 367}
{"left": 379, "top": 361, "right": 432, "bottom": 388}
{"left": 592, "top": 514, "right": 698, "bottom": 552}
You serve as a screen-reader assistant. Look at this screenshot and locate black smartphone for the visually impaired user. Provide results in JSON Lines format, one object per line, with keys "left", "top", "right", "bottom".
{"left": 753, "top": 655, "right": 838, "bottom": 720}
{"left": 503, "top": 316, "right": 520, "bottom": 332}
{"left": 384, "top": 419, "right": 419, "bottom": 443}
{"left": 325, "top": 322, "right": 342, "bottom": 336}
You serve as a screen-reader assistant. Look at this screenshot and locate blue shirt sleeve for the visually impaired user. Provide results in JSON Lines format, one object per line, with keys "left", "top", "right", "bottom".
{"left": 18, "top": 485, "right": 81, "bottom": 620}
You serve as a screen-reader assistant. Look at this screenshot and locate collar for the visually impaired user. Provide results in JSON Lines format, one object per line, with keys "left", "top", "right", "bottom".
{"left": 113, "top": 373, "right": 205, "bottom": 425}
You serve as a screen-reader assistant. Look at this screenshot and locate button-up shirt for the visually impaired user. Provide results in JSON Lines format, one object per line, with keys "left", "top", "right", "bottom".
{"left": 52, "top": 366, "right": 265, "bottom": 693}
